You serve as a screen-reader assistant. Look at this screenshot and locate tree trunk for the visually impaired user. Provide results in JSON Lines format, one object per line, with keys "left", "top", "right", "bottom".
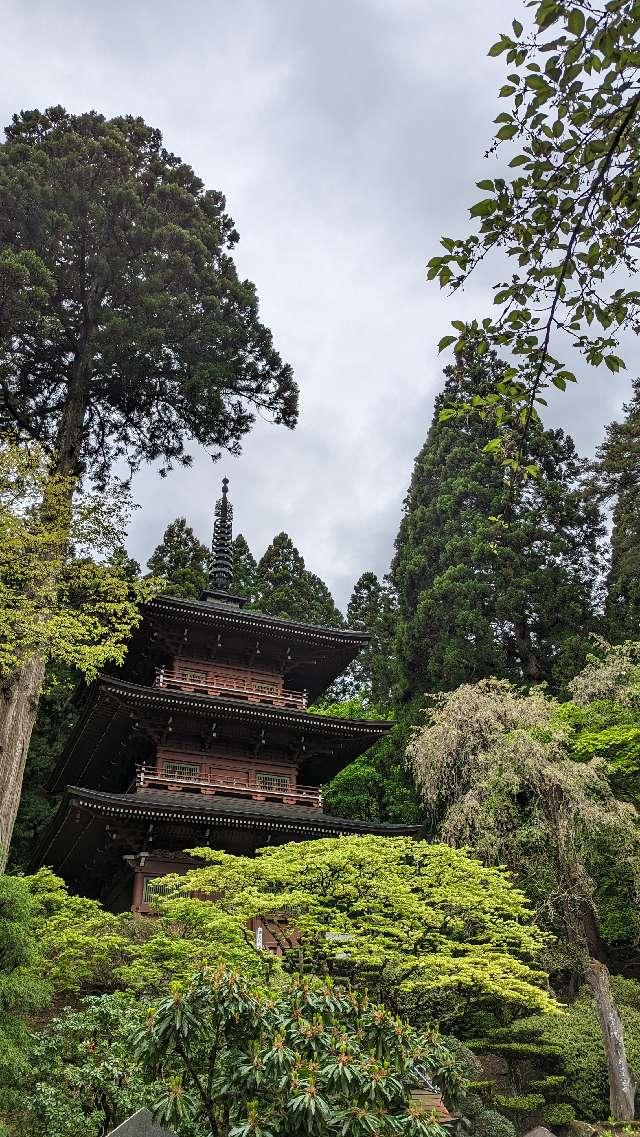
{"left": 585, "top": 956, "right": 637, "bottom": 1121}
{"left": 0, "top": 652, "right": 46, "bottom": 869}
{"left": 512, "top": 616, "right": 542, "bottom": 683}
{"left": 0, "top": 327, "right": 93, "bottom": 869}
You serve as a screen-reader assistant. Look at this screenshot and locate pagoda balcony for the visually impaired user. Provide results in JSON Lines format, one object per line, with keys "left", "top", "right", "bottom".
{"left": 155, "top": 666, "right": 307, "bottom": 711}
{"left": 136, "top": 764, "right": 323, "bottom": 808}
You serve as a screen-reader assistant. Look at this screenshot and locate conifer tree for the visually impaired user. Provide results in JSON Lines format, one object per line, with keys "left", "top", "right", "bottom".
{"left": 0, "top": 107, "right": 296, "bottom": 864}
{"left": 392, "top": 350, "right": 604, "bottom": 701}
{"left": 230, "top": 534, "right": 257, "bottom": 601}
{"left": 338, "top": 571, "right": 398, "bottom": 707}
{"left": 596, "top": 378, "right": 640, "bottom": 642}
{"left": 254, "top": 532, "right": 343, "bottom": 626}
{"left": 146, "top": 518, "right": 209, "bottom": 599}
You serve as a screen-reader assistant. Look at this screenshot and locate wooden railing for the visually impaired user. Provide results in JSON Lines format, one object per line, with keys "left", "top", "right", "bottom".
{"left": 155, "top": 667, "right": 307, "bottom": 711}
{"left": 136, "top": 764, "right": 323, "bottom": 808}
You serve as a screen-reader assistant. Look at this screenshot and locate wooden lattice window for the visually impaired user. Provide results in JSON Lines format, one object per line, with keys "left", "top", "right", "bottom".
{"left": 256, "top": 772, "right": 291, "bottom": 793}
{"left": 163, "top": 761, "right": 200, "bottom": 781}
{"left": 142, "top": 876, "right": 182, "bottom": 903}
{"left": 252, "top": 680, "right": 279, "bottom": 695}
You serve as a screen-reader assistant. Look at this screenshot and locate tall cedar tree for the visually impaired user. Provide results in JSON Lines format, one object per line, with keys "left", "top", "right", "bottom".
{"left": 146, "top": 518, "right": 209, "bottom": 599}
{"left": 0, "top": 107, "right": 297, "bottom": 861}
{"left": 321, "top": 571, "right": 422, "bottom": 825}
{"left": 230, "top": 533, "right": 257, "bottom": 601}
{"left": 392, "top": 351, "right": 603, "bottom": 702}
{"left": 344, "top": 571, "right": 398, "bottom": 708}
{"left": 254, "top": 532, "right": 343, "bottom": 626}
{"left": 596, "top": 377, "right": 640, "bottom": 642}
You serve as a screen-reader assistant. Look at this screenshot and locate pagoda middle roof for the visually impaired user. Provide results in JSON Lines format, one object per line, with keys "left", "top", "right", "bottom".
{"left": 48, "top": 676, "right": 392, "bottom": 792}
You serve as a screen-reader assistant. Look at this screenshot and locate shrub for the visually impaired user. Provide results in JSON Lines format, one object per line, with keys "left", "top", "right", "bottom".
{"left": 542, "top": 1101, "right": 576, "bottom": 1125}
{"left": 137, "top": 967, "right": 459, "bottom": 1137}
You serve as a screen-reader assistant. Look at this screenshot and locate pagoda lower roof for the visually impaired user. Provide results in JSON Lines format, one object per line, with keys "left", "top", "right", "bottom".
{"left": 49, "top": 677, "right": 392, "bottom": 793}
{"left": 32, "top": 785, "right": 420, "bottom": 881}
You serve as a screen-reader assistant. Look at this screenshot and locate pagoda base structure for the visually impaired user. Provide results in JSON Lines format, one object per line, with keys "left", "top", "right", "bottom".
{"left": 32, "top": 480, "right": 419, "bottom": 920}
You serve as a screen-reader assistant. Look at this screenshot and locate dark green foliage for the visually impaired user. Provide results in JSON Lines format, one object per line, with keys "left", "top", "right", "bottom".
{"left": 147, "top": 517, "right": 209, "bottom": 599}
{"left": 335, "top": 572, "right": 398, "bottom": 707}
{"left": 0, "top": 106, "right": 297, "bottom": 481}
{"left": 16, "top": 995, "right": 168, "bottom": 1137}
{"left": 494, "top": 1092, "right": 545, "bottom": 1113}
{"left": 392, "top": 350, "right": 603, "bottom": 701}
{"left": 541, "top": 1101, "right": 576, "bottom": 1125}
{"left": 596, "top": 378, "right": 640, "bottom": 642}
{"left": 463, "top": 1102, "right": 516, "bottom": 1137}
{"left": 230, "top": 533, "right": 257, "bottom": 600}
{"left": 253, "top": 532, "right": 343, "bottom": 626}
{"left": 137, "top": 968, "right": 456, "bottom": 1137}
{"left": 0, "top": 876, "right": 50, "bottom": 1118}
{"left": 9, "top": 663, "right": 79, "bottom": 869}
{"left": 323, "top": 719, "right": 423, "bottom": 825}
{"left": 485, "top": 978, "right": 640, "bottom": 1124}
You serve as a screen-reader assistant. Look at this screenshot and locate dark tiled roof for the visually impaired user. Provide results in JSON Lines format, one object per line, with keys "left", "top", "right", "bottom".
{"left": 146, "top": 594, "right": 369, "bottom": 646}
{"left": 48, "top": 677, "right": 391, "bottom": 793}
{"left": 65, "top": 785, "right": 420, "bottom": 836}
{"left": 97, "top": 677, "right": 390, "bottom": 736}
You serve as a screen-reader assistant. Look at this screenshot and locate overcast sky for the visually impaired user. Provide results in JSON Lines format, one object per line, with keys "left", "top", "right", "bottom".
{"left": 2, "top": 0, "right": 634, "bottom": 607}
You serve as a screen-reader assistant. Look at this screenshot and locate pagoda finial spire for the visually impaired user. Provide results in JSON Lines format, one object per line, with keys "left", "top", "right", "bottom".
{"left": 210, "top": 476, "right": 233, "bottom": 592}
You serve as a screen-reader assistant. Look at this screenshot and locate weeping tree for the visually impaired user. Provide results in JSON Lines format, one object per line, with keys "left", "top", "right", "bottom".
{"left": 407, "top": 677, "right": 640, "bottom": 1121}
{"left": 0, "top": 106, "right": 297, "bottom": 863}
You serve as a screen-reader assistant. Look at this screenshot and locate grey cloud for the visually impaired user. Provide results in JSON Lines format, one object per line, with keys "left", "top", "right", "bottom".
{"left": 1, "top": 0, "right": 631, "bottom": 609}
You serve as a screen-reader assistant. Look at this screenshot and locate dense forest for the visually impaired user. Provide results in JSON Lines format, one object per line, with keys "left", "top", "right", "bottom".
{"left": 2, "top": 3, "right": 640, "bottom": 1136}
{"left": 6, "top": 337, "right": 640, "bottom": 1137}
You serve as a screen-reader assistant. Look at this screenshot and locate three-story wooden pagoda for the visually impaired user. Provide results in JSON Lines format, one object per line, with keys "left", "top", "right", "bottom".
{"left": 33, "top": 479, "right": 417, "bottom": 914}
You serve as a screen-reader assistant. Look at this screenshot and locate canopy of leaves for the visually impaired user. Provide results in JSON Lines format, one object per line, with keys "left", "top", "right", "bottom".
{"left": 391, "top": 350, "right": 603, "bottom": 700}
{"left": 0, "top": 106, "right": 297, "bottom": 482}
{"left": 147, "top": 517, "right": 209, "bottom": 599}
{"left": 0, "top": 443, "right": 158, "bottom": 679}
{"left": 317, "top": 706, "right": 423, "bottom": 826}
{"left": 138, "top": 967, "right": 459, "bottom": 1137}
{"left": 13, "top": 994, "right": 169, "bottom": 1137}
{"left": 427, "top": 1, "right": 640, "bottom": 482}
{"left": 165, "top": 837, "right": 556, "bottom": 1032}
{"left": 23, "top": 868, "right": 271, "bottom": 1000}
{"left": 0, "top": 875, "right": 50, "bottom": 1119}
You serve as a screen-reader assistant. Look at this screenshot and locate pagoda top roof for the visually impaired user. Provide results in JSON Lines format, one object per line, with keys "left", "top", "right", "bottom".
{"left": 48, "top": 677, "right": 392, "bottom": 793}
{"left": 143, "top": 592, "right": 368, "bottom": 646}
{"left": 132, "top": 594, "right": 369, "bottom": 700}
